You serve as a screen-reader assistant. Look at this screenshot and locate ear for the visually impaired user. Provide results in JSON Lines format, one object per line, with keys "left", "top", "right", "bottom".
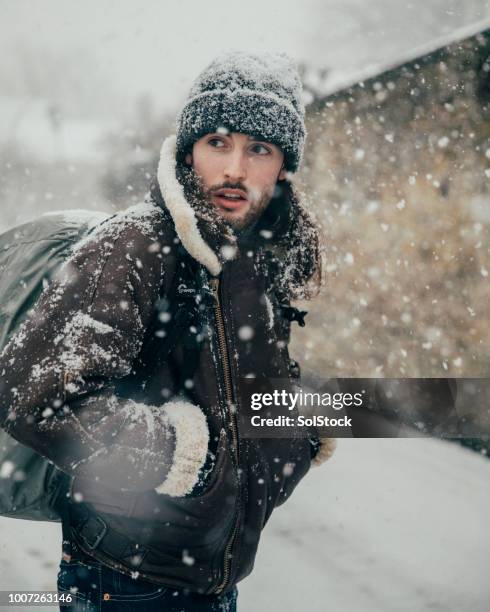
{"left": 278, "top": 166, "right": 287, "bottom": 181}
{"left": 185, "top": 152, "right": 193, "bottom": 166}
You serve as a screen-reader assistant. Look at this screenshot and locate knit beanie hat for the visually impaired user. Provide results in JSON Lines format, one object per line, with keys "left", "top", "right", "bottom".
{"left": 175, "top": 49, "right": 307, "bottom": 173}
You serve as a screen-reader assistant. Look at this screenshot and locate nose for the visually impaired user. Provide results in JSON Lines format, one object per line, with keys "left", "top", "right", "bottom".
{"left": 223, "top": 149, "right": 247, "bottom": 182}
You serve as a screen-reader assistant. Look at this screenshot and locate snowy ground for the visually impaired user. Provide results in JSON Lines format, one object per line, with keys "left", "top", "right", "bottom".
{"left": 0, "top": 438, "right": 488, "bottom": 611}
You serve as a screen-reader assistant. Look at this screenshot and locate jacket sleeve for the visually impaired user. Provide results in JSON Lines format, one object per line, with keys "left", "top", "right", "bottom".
{"left": 336, "top": 377, "right": 458, "bottom": 437}
{"left": 371, "top": 377, "right": 458, "bottom": 434}
{"left": 0, "top": 209, "right": 208, "bottom": 495}
{"left": 294, "top": 376, "right": 456, "bottom": 464}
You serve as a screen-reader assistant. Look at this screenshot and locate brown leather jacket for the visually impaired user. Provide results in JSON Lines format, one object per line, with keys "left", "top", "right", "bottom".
{"left": 0, "top": 137, "right": 326, "bottom": 594}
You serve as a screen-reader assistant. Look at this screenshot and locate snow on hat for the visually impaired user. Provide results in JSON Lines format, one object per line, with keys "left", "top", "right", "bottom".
{"left": 176, "top": 49, "right": 307, "bottom": 173}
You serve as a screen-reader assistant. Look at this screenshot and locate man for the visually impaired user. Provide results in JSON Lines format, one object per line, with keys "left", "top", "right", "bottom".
{"left": 0, "top": 50, "right": 335, "bottom": 610}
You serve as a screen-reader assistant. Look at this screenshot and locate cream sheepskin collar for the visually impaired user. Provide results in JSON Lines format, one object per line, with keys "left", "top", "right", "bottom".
{"left": 157, "top": 134, "right": 222, "bottom": 277}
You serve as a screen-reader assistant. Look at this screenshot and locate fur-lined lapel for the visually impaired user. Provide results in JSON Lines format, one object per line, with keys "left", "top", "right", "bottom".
{"left": 157, "top": 134, "right": 222, "bottom": 277}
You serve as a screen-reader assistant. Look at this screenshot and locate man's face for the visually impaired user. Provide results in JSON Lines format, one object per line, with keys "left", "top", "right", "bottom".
{"left": 185, "top": 131, "right": 287, "bottom": 231}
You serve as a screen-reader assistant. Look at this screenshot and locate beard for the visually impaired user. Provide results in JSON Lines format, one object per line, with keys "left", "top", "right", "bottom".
{"left": 151, "top": 160, "right": 322, "bottom": 301}
{"left": 175, "top": 162, "right": 272, "bottom": 258}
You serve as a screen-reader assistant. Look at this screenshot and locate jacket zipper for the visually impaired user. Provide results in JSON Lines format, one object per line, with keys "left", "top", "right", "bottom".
{"left": 209, "top": 275, "right": 241, "bottom": 594}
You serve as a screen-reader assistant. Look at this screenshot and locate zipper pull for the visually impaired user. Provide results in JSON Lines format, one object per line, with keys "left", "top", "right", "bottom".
{"left": 209, "top": 277, "right": 220, "bottom": 304}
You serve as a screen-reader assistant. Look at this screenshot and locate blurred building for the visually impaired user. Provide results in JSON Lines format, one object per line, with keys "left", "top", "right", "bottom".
{"left": 292, "top": 21, "right": 490, "bottom": 385}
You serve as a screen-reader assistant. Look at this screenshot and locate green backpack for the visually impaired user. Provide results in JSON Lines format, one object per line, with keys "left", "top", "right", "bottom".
{"left": 0, "top": 209, "right": 111, "bottom": 521}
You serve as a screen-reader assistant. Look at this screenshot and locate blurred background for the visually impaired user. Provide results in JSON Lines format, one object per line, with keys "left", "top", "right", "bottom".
{"left": 0, "top": 1, "right": 490, "bottom": 610}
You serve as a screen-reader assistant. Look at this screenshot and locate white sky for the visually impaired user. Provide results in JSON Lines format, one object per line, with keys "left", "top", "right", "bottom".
{"left": 0, "top": 0, "right": 489, "bottom": 122}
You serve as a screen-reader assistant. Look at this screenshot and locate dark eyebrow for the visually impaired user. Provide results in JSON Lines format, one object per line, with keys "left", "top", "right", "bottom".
{"left": 210, "top": 133, "right": 271, "bottom": 145}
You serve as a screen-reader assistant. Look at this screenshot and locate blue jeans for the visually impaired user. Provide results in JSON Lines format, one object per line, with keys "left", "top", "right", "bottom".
{"left": 57, "top": 541, "right": 238, "bottom": 611}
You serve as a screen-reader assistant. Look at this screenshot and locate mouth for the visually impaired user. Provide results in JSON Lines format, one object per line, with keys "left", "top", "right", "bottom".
{"left": 212, "top": 190, "right": 248, "bottom": 211}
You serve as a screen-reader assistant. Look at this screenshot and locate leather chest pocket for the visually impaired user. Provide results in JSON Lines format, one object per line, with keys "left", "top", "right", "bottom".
{"left": 138, "top": 428, "right": 239, "bottom": 565}
{"left": 149, "top": 428, "right": 238, "bottom": 531}
{"left": 184, "top": 428, "right": 236, "bottom": 503}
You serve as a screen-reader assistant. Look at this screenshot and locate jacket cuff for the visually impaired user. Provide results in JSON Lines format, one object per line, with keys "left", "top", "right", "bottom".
{"left": 155, "top": 400, "right": 209, "bottom": 497}
{"left": 311, "top": 437, "right": 337, "bottom": 466}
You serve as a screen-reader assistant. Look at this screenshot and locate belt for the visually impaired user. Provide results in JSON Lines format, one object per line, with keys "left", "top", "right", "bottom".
{"left": 68, "top": 502, "right": 149, "bottom": 571}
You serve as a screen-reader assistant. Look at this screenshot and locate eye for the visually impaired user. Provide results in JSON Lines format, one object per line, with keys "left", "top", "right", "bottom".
{"left": 251, "top": 143, "right": 270, "bottom": 155}
{"left": 208, "top": 137, "right": 225, "bottom": 148}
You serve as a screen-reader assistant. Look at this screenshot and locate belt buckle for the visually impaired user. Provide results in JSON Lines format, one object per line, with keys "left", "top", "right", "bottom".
{"left": 79, "top": 515, "right": 108, "bottom": 551}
